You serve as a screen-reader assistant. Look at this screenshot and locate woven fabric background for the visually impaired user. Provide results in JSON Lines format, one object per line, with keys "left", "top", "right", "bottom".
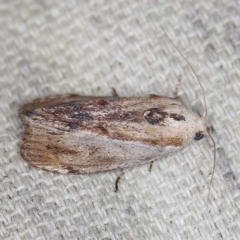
{"left": 1, "top": 0, "right": 240, "bottom": 239}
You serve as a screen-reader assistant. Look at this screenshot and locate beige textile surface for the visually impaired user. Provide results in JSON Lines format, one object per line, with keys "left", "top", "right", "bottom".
{"left": 1, "top": 0, "right": 240, "bottom": 239}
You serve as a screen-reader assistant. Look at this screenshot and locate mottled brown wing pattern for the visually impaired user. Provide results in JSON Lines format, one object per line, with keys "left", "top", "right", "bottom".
{"left": 19, "top": 94, "right": 203, "bottom": 174}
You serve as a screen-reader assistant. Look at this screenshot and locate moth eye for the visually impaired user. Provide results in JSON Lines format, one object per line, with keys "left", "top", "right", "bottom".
{"left": 194, "top": 132, "right": 204, "bottom": 140}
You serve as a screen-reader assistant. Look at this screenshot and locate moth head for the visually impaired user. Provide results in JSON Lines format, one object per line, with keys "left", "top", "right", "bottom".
{"left": 193, "top": 115, "right": 207, "bottom": 141}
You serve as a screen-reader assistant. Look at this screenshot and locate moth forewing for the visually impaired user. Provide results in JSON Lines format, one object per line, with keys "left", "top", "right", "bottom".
{"left": 19, "top": 94, "right": 207, "bottom": 177}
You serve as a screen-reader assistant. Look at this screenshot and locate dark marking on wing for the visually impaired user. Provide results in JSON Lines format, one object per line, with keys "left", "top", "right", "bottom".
{"left": 122, "top": 112, "right": 137, "bottom": 120}
{"left": 71, "top": 112, "right": 93, "bottom": 121}
{"left": 65, "top": 166, "right": 82, "bottom": 174}
{"left": 68, "top": 122, "right": 79, "bottom": 129}
{"left": 95, "top": 99, "right": 109, "bottom": 105}
{"left": 21, "top": 110, "right": 37, "bottom": 117}
{"left": 144, "top": 108, "right": 185, "bottom": 125}
{"left": 148, "top": 94, "right": 162, "bottom": 99}
{"left": 169, "top": 113, "right": 185, "bottom": 121}
{"left": 68, "top": 103, "right": 82, "bottom": 110}
{"left": 144, "top": 108, "right": 167, "bottom": 125}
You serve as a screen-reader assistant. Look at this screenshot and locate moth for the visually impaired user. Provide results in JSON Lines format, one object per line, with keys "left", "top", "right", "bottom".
{"left": 18, "top": 30, "right": 216, "bottom": 195}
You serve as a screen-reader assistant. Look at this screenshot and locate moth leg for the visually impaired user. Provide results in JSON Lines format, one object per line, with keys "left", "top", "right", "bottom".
{"left": 148, "top": 161, "right": 154, "bottom": 172}
{"left": 111, "top": 87, "right": 119, "bottom": 97}
{"left": 174, "top": 75, "right": 182, "bottom": 98}
{"left": 115, "top": 168, "right": 130, "bottom": 192}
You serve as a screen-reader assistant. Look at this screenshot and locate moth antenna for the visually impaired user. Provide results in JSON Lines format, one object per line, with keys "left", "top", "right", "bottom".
{"left": 207, "top": 127, "right": 216, "bottom": 200}
{"left": 162, "top": 28, "right": 216, "bottom": 199}
{"left": 161, "top": 27, "right": 207, "bottom": 118}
